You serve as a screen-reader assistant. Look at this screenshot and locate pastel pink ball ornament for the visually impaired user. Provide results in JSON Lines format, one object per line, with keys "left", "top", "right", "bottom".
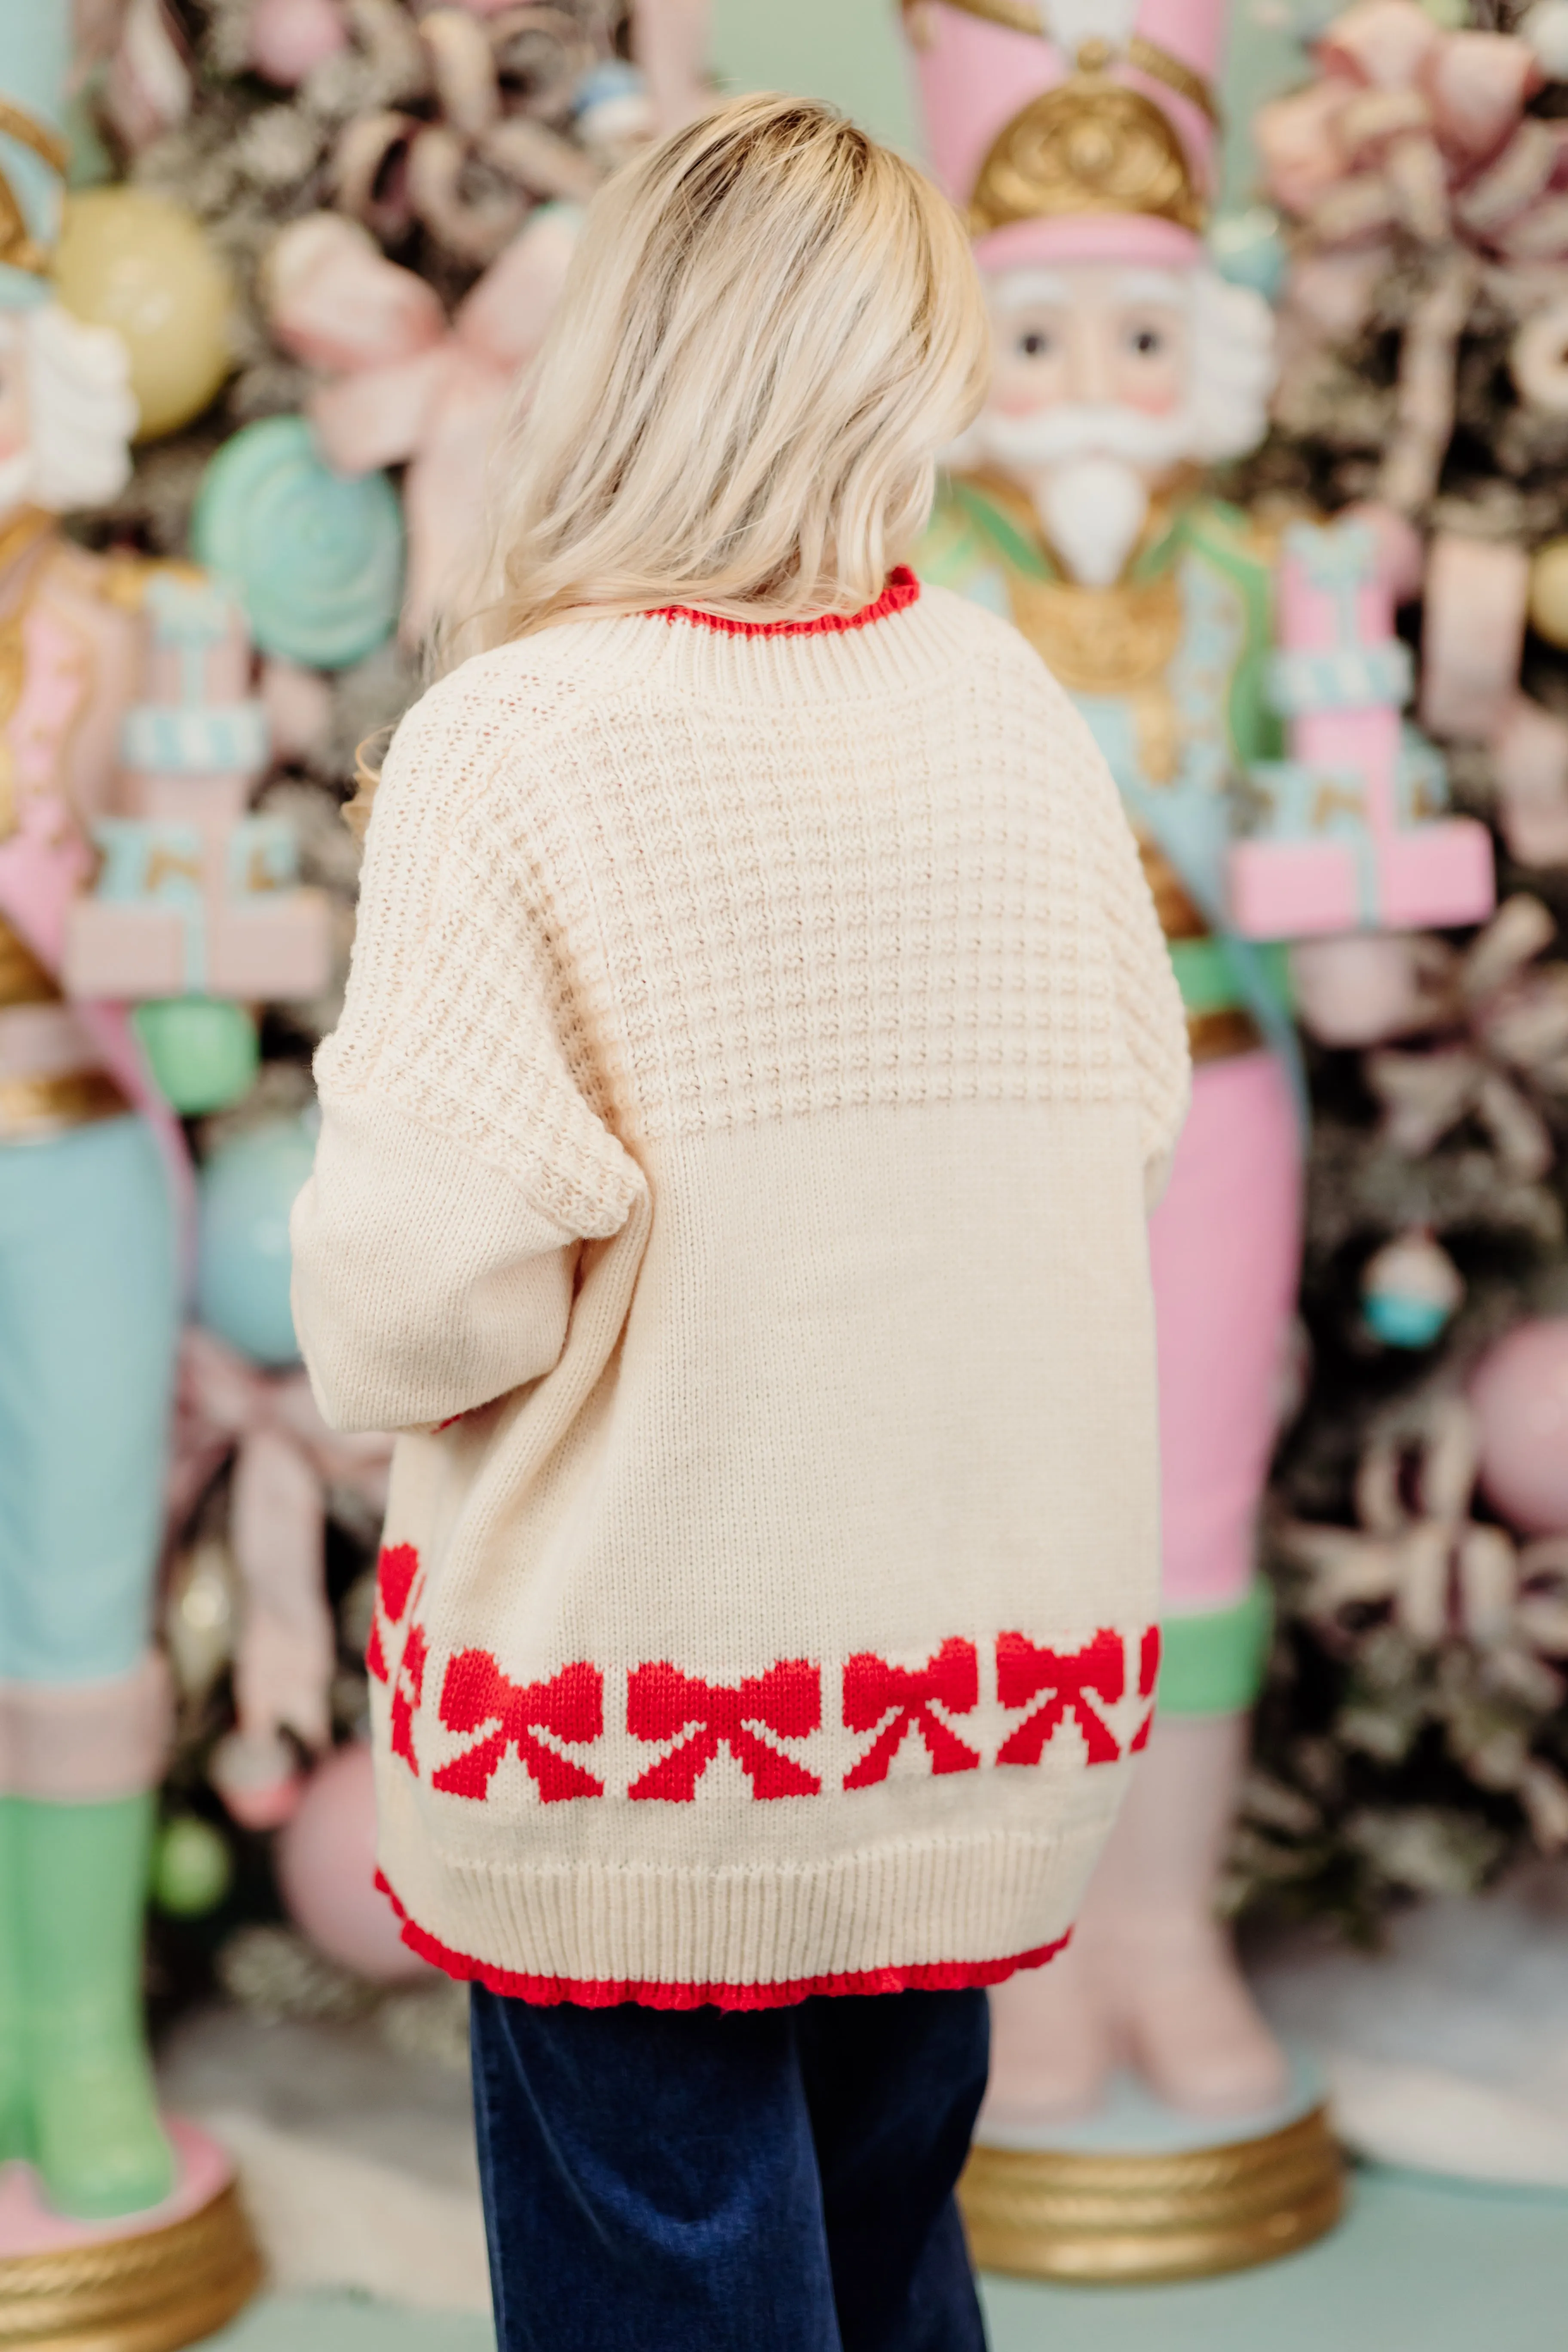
{"left": 248, "top": 0, "right": 349, "bottom": 86}
{"left": 1471, "top": 1318, "right": 1568, "bottom": 1535}
{"left": 275, "top": 1740, "right": 432, "bottom": 1982}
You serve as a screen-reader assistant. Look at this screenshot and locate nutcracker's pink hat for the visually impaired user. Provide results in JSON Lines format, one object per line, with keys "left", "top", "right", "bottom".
{"left": 903, "top": 0, "right": 1228, "bottom": 273}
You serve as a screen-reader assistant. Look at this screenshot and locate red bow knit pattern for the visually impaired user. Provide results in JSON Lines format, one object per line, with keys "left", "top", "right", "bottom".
{"left": 842, "top": 1640, "right": 980, "bottom": 1788}
{"left": 366, "top": 1540, "right": 420, "bottom": 1684}
{"left": 432, "top": 1651, "right": 606, "bottom": 1803}
{"left": 390, "top": 1623, "right": 427, "bottom": 1776}
{"left": 627, "top": 1661, "right": 821, "bottom": 1801}
{"left": 995, "top": 1629, "right": 1124, "bottom": 1767}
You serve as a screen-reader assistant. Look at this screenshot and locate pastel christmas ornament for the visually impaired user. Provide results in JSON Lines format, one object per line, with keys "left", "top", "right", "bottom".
{"left": 248, "top": 0, "right": 350, "bottom": 85}
{"left": 192, "top": 415, "right": 405, "bottom": 668}
{"left": 1362, "top": 1230, "right": 1464, "bottom": 1350}
{"left": 152, "top": 1813, "right": 234, "bottom": 1917}
{"left": 1528, "top": 539, "right": 1568, "bottom": 651}
{"left": 1471, "top": 1319, "right": 1568, "bottom": 1536}
{"left": 54, "top": 187, "right": 233, "bottom": 440}
{"left": 197, "top": 1115, "right": 316, "bottom": 1368}
{"left": 276, "top": 1742, "right": 433, "bottom": 1983}
{"left": 133, "top": 996, "right": 259, "bottom": 1114}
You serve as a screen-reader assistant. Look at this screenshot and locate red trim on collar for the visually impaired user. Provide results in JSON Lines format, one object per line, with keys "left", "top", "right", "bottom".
{"left": 375, "top": 1869, "right": 1066, "bottom": 2010}
{"left": 654, "top": 567, "right": 920, "bottom": 639}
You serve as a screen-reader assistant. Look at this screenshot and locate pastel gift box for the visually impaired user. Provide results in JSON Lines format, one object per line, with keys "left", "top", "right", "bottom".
{"left": 1227, "top": 522, "right": 1494, "bottom": 939}
{"left": 64, "top": 574, "right": 331, "bottom": 1005}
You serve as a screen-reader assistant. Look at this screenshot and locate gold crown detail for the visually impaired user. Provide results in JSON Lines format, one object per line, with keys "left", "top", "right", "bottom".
{"left": 902, "top": 2, "right": 1216, "bottom": 238}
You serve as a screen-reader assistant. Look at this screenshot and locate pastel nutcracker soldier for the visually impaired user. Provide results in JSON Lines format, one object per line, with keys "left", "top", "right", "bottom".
{"left": 909, "top": 3, "right": 1492, "bottom": 2219}
{"left": 0, "top": 12, "right": 257, "bottom": 2321}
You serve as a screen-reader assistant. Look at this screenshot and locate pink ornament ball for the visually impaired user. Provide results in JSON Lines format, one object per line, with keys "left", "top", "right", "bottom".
{"left": 1471, "top": 1317, "right": 1568, "bottom": 1535}
{"left": 248, "top": 0, "right": 349, "bottom": 86}
{"left": 275, "top": 1741, "right": 432, "bottom": 1983}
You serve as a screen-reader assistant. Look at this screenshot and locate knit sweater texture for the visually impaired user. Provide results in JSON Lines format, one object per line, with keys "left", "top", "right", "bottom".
{"left": 291, "top": 571, "right": 1190, "bottom": 2008}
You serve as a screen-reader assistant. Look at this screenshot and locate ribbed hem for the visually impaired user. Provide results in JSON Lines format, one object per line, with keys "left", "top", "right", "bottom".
{"left": 374, "top": 1740, "right": 1118, "bottom": 2009}
{"left": 377, "top": 1869, "right": 1069, "bottom": 2010}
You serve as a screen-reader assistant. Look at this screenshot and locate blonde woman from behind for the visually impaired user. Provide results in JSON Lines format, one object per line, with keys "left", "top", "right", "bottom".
{"left": 293, "top": 94, "right": 1188, "bottom": 2352}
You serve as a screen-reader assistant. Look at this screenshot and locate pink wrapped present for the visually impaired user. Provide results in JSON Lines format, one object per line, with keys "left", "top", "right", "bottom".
{"left": 1228, "top": 521, "right": 1495, "bottom": 939}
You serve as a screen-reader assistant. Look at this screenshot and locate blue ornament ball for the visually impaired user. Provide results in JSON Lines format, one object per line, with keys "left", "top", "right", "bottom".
{"left": 197, "top": 1114, "right": 317, "bottom": 1366}
{"left": 192, "top": 415, "right": 405, "bottom": 670}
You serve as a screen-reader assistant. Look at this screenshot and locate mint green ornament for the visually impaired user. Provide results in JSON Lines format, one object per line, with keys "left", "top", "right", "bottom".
{"left": 192, "top": 416, "right": 405, "bottom": 670}
{"left": 134, "top": 997, "right": 259, "bottom": 1115}
{"left": 197, "top": 1114, "right": 317, "bottom": 1367}
{"left": 152, "top": 1814, "right": 233, "bottom": 1919}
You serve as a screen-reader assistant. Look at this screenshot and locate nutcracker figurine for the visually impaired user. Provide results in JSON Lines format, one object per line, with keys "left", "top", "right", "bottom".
{"left": 0, "top": 10, "right": 261, "bottom": 2332}
{"left": 906, "top": 0, "right": 1489, "bottom": 2272}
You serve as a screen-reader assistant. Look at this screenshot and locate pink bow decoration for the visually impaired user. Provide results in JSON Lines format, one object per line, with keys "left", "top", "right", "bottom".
{"left": 264, "top": 208, "right": 581, "bottom": 640}
{"left": 1364, "top": 894, "right": 1568, "bottom": 1179}
{"left": 1279, "top": 1391, "right": 1568, "bottom": 1848}
{"left": 995, "top": 1630, "right": 1126, "bottom": 1768}
{"left": 628, "top": 1660, "right": 822, "bottom": 1801}
{"left": 842, "top": 1640, "right": 980, "bottom": 1788}
{"left": 1261, "top": 1, "right": 1563, "bottom": 517}
{"left": 170, "top": 1327, "right": 393, "bottom": 1804}
{"left": 432, "top": 1649, "right": 604, "bottom": 1803}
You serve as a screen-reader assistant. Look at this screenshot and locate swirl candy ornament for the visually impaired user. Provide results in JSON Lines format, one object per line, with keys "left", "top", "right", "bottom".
{"left": 191, "top": 414, "right": 405, "bottom": 670}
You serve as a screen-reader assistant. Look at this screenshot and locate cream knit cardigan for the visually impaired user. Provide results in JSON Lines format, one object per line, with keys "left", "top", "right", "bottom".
{"left": 291, "top": 571, "right": 1190, "bottom": 2009}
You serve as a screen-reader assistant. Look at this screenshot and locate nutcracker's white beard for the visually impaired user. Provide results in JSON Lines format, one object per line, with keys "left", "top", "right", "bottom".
{"left": 951, "top": 263, "right": 1277, "bottom": 588}
{"left": 978, "top": 408, "right": 1195, "bottom": 588}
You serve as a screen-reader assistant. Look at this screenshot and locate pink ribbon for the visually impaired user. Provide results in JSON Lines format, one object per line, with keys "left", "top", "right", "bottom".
{"left": 265, "top": 208, "right": 581, "bottom": 640}
{"left": 170, "top": 1327, "right": 392, "bottom": 1761}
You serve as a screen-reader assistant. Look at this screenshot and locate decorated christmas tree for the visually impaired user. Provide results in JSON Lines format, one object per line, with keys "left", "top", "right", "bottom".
{"left": 1227, "top": 0, "right": 1568, "bottom": 1936}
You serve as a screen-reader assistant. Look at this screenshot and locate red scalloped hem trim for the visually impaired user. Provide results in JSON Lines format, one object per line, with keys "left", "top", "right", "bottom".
{"left": 654, "top": 568, "right": 920, "bottom": 639}
{"left": 375, "top": 1869, "right": 1069, "bottom": 2010}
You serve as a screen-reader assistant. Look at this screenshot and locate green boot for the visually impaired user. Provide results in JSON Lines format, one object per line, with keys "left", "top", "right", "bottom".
{"left": 0, "top": 1800, "right": 27, "bottom": 2162}
{"left": 18, "top": 1793, "right": 176, "bottom": 2220}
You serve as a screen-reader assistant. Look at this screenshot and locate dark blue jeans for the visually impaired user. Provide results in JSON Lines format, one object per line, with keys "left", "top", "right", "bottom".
{"left": 469, "top": 1982, "right": 991, "bottom": 2352}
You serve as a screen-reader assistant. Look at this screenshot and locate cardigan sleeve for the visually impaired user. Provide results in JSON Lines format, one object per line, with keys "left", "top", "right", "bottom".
{"left": 291, "top": 675, "right": 645, "bottom": 1434}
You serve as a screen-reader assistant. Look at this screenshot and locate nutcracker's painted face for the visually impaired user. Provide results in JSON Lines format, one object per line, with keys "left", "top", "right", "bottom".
{"left": 951, "top": 260, "right": 1275, "bottom": 589}
{"left": 989, "top": 269, "right": 1190, "bottom": 426}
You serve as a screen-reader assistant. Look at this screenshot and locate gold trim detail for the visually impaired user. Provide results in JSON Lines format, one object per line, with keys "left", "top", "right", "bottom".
{"left": 1127, "top": 33, "right": 1220, "bottom": 129}
{"left": 959, "top": 2103, "right": 1345, "bottom": 2285}
{"left": 0, "top": 103, "right": 70, "bottom": 182}
{"left": 970, "top": 61, "right": 1204, "bottom": 239}
{"left": 1003, "top": 566, "right": 1184, "bottom": 785}
{"left": 0, "top": 1067, "right": 131, "bottom": 1141}
{"left": 1189, "top": 1005, "right": 1262, "bottom": 1064}
{"left": 0, "top": 915, "right": 61, "bottom": 1006}
{"left": 0, "top": 2181, "right": 261, "bottom": 2352}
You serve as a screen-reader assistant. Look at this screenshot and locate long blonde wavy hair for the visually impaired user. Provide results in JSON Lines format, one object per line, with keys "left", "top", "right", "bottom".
{"left": 350, "top": 95, "right": 989, "bottom": 829}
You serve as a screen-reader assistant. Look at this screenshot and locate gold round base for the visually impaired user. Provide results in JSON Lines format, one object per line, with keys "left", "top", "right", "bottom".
{"left": 960, "top": 2102, "right": 1345, "bottom": 2285}
{"left": 0, "top": 2182, "right": 262, "bottom": 2352}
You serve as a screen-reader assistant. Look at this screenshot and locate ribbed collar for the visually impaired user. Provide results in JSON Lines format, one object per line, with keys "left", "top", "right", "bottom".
{"left": 653, "top": 568, "right": 921, "bottom": 638}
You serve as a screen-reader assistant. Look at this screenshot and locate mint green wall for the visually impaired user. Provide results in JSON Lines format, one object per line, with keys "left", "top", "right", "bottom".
{"left": 708, "top": 0, "right": 921, "bottom": 153}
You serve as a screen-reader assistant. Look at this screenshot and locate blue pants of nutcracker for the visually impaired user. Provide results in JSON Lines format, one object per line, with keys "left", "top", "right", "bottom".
{"left": 469, "top": 1982, "right": 990, "bottom": 2352}
{"left": 0, "top": 1115, "right": 178, "bottom": 1689}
